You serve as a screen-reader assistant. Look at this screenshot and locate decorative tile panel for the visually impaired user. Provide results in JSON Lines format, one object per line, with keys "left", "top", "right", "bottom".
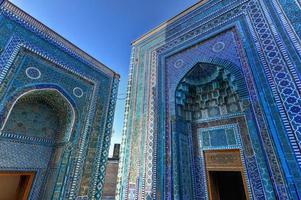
{"left": 0, "top": 2, "right": 119, "bottom": 199}
{"left": 118, "top": 0, "right": 301, "bottom": 199}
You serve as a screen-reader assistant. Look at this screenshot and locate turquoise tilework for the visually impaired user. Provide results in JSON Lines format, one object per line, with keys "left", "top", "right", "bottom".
{"left": 0, "top": 2, "right": 119, "bottom": 200}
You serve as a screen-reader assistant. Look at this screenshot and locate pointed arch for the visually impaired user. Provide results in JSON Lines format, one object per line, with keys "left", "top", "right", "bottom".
{"left": 0, "top": 85, "right": 77, "bottom": 143}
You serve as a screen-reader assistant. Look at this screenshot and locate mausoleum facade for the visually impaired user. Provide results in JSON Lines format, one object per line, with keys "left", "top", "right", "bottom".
{"left": 117, "top": 0, "right": 301, "bottom": 199}
{"left": 0, "top": 1, "right": 119, "bottom": 199}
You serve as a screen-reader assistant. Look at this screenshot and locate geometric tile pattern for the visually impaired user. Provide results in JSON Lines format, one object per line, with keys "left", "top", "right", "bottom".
{"left": 0, "top": 1, "right": 119, "bottom": 199}
{"left": 117, "top": 0, "right": 301, "bottom": 199}
{"left": 248, "top": 0, "right": 301, "bottom": 166}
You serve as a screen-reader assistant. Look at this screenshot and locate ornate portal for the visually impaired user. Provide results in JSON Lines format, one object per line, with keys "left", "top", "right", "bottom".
{"left": 117, "top": 0, "right": 301, "bottom": 199}
{"left": 204, "top": 150, "right": 248, "bottom": 200}
{"left": 0, "top": 1, "right": 119, "bottom": 199}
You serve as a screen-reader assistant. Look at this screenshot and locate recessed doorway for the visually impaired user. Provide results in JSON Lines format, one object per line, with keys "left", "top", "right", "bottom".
{"left": 208, "top": 171, "right": 246, "bottom": 200}
{"left": 0, "top": 172, "right": 34, "bottom": 200}
{"left": 204, "top": 149, "right": 249, "bottom": 200}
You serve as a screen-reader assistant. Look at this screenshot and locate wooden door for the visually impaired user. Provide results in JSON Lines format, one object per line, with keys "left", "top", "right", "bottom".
{"left": 0, "top": 172, "right": 34, "bottom": 200}
{"left": 204, "top": 149, "right": 249, "bottom": 200}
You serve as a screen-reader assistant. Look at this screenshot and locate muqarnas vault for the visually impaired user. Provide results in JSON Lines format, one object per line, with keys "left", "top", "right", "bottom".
{"left": 117, "top": 0, "right": 301, "bottom": 199}
{"left": 0, "top": 1, "right": 119, "bottom": 199}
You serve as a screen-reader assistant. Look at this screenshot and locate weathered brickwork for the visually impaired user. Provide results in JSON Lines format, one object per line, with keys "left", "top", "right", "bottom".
{"left": 103, "top": 158, "right": 119, "bottom": 200}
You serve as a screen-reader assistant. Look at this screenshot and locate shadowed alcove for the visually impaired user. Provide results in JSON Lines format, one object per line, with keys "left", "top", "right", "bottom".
{"left": 173, "top": 62, "right": 248, "bottom": 200}
{"left": 175, "top": 63, "right": 242, "bottom": 121}
{"left": 1, "top": 89, "right": 75, "bottom": 199}
{"left": 2, "top": 89, "right": 74, "bottom": 143}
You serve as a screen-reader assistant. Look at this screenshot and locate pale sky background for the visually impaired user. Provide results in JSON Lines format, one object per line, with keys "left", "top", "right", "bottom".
{"left": 10, "top": 0, "right": 198, "bottom": 156}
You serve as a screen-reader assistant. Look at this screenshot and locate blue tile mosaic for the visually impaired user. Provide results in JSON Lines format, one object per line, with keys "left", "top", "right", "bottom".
{"left": 0, "top": 1, "right": 119, "bottom": 199}
{"left": 117, "top": 0, "right": 301, "bottom": 199}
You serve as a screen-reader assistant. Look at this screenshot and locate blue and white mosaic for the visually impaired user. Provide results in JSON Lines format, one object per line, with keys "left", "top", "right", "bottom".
{"left": 0, "top": 1, "right": 119, "bottom": 199}
{"left": 117, "top": 0, "right": 301, "bottom": 199}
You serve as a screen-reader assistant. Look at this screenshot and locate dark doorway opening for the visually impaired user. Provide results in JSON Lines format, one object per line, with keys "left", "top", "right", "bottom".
{"left": 209, "top": 171, "right": 246, "bottom": 200}
{"left": 0, "top": 172, "right": 34, "bottom": 200}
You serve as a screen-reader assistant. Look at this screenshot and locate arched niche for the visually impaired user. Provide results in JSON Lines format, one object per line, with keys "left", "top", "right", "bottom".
{"left": 173, "top": 62, "right": 250, "bottom": 200}
{"left": 0, "top": 88, "right": 76, "bottom": 199}
{"left": 1, "top": 89, "right": 75, "bottom": 144}
{"left": 175, "top": 62, "right": 245, "bottom": 121}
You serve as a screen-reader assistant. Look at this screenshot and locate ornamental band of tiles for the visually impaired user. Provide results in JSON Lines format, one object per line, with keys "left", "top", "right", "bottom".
{"left": 0, "top": 1, "right": 119, "bottom": 199}
{"left": 117, "top": 0, "right": 301, "bottom": 200}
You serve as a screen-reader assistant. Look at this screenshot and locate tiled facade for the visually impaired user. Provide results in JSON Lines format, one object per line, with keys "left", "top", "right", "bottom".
{"left": 0, "top": 1, "right": 119, "bottom": 199}
{"left": 117, "top": 0, "right": 301, "bottom": 199}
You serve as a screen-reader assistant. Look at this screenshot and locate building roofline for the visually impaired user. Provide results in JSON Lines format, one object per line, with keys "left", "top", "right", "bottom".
{"left": 2, "top": 0, "right": 119, "bottom": 78}
{"left": 131, "top": 0, "right": 208, "bottom": 46}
